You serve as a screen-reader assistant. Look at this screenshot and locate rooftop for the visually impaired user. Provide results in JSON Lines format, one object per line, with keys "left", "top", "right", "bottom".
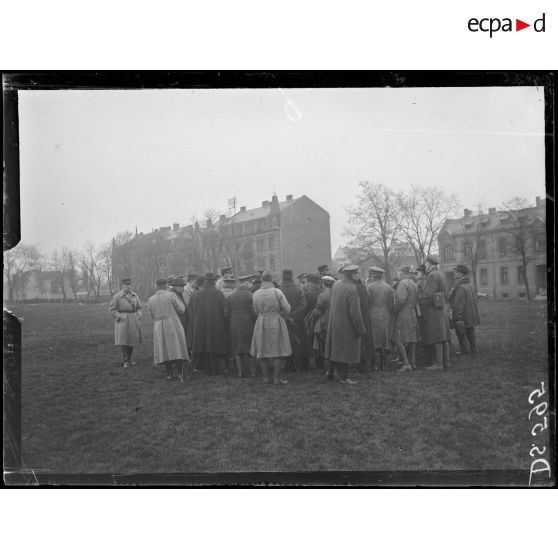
{"left": 227, "top": 195, "right": 297, "bottom": 224}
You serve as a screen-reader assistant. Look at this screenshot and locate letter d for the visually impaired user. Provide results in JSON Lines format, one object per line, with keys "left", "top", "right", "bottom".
{"left": 534, "top": 13, "right": 545, "bottom": 32}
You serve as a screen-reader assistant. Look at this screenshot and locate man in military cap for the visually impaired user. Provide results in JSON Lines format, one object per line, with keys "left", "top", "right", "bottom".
{"left": 251, "top": 270, "right": 265, "bottom": 293}
{"left": 109, "top": 278, "right": 144, "bottom": 369}
{"left": 221, "top": 277, "right": 237, "bottom": 299}
{"left": 449, "top": 264, "right": 480, "bottom": 354}
{"left": 420, "top": 255, "right": 450, "bottom": 370}
{"left": 279, "top": 268, "right": 310, "bottom": 371}
{"left": 308, "top": 275, "right": 335, "bottom": 370}
{"left": 190, "top": 272, "right": 229, "bottom": 374}
{"left": 324, "top": 264, "right": 365, "bottom": 384}
{"left": 318, "top": 264, "right": 330, "bottom": 277}
{"left": 367, "top": 266, "right": 393, "bottom": 370}
{"left": 224, "top": 274, "right": 257, "bottom": 377}
{"left": 393, "top": 266, "right": 418, "bottom": 371}
{"left": 216, "top": 266, "right": 234, "bottom": 292}
{"left": 147, "top": 278, "right": 188, "bottom": 381}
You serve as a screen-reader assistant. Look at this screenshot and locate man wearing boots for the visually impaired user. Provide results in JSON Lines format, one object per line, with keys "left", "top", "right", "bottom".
{"left": 393, "top": 266, "right": 418, "bottom": 371}
{"left": 449, "top": 264, "right": 480, "bottom": 354}
{"left": 421, "top": 256, "right": 450, "bottom": 370}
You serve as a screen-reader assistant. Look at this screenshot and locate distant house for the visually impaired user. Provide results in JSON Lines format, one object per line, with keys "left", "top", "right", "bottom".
{"left": 438, "top": 197, "right": 546, "bottom": 299}
{"left": 112, "top": 194, "right": 331, "bottom": 299}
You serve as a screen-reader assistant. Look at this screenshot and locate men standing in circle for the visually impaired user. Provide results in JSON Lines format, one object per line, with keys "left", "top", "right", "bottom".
{"left": 190, "top": 272, "right": 229, "bottom": 375}
{"left": 449, "top": 264, "right": 480, "bottom": 354}
{"left": 324, "top": 264, "right": 366, "bottom": 384}
{"left": 421, "top": 255, "right": 450, "bottom": 370}
{"left": 309, "top": 275, "right": 335, "bottom": 371}
{"left": 251, "top": 270, "right": 292, "bottom": 385}
{"left": 147, "top": 278, "right": 189, "bottom": 381}
{"left": 367, "top": 266, "right": 393, "bottom": 371}
{"left": 109, "top": 278, "right": 144, "bottom": 370}
{"left": 279, "top": 268, "right": 310, "bottom": 371}
{"left": 225, "top": 274, "right": 257, "bottom": 378}
{"left": 393, "top": 266, "right": 419, "bottom": 371}
{"left": 216, "top": 266, "right": 234, "bottom": 292}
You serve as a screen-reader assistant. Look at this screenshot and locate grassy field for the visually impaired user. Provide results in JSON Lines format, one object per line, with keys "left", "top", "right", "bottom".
{"left": 11, "top": 299, "right": 550, "bottom": 475}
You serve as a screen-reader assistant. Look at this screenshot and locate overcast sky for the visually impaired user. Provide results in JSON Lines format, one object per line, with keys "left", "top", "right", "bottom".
{"left": 18, "top": 86, "right": 545, "bottom": 256}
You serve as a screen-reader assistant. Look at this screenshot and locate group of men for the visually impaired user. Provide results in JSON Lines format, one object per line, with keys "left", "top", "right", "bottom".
{"left": 109, "top": 256, "right": 480, "bottom": 384}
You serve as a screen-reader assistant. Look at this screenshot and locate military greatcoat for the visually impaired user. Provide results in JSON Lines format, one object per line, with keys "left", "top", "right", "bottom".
{"left": 109, "top": 289, "right": 144, "bottom": 346}
{"left": 325, "top": 277, "right": 366, "bottom": 364}
{"left": 367, "top": 279, "right": 393, "bottom": 350}
{"left": 191, "top": 285, "right": 229, "bottom": 355}
{"left": 225, "top": 285, "right": 256, "bottom": 355}
{"left": 420, "top": 267, "right": 449, "bottom": 345}
{"left": 448, "top": 276, "right": 480, "bottom": 328}
{"left": 393, "top": 278, "right": 418, "bottom": 344}
{"left": 147, "top": 290, "right": 188, "bottom": 364}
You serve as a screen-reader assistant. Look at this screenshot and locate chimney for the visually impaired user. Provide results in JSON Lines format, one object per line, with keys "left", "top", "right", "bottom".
{"left": 240, "top": 206, "right": 246, "bottom": 212}
{"left": 262, "top": 200, "right": 270, "bottom": 207}
{"left": 463, "top": 209, "right": 472, "bottom": 217}
{"left": 286, "top": 194, "right": 293, "bottom": 201}
{"left": 488, "top": 208, "right": 496, "bottom": 215}
{"left": 173, "top": 223, "right": 180, "bottom": 231}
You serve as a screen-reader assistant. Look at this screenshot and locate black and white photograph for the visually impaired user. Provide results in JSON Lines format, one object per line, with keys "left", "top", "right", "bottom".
{"left": 3, "top": 72, "right": 555, "bottom": 485}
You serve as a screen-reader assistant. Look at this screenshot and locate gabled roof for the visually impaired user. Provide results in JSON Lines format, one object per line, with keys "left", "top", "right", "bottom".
{"left": 227, "top": 198, "right": 297, "bottom": 224}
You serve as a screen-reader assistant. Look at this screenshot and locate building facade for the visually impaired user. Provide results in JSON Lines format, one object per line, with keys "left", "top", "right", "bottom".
{"left": 438, "top": 197, "right": 546, "bottom": 299}
{"left": 112, "top": 194, "right": 331, "bottom": 299}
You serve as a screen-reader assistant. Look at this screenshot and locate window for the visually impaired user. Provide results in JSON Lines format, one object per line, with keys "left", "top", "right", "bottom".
{"left": 268, "top": 235, "right": 275, "bottom": 250}
{"left": 269, "top": 257, "right": 276, "bottom": 271}
{"left": 479, "top": 268, "right": 488, "bottom": 286}
{"left": 519, "top": 292, "right": 526, "bottom": 299}
{"left": 500, "top": 267, "right": 509, "bottom": 285}
{"left": 442, "top": 244, "right": 455, "bottom": 263}
{"left": 480, "top": 221, "right": 489, "bottom": 229}
{"left": 464, "top": 223, "right": 473, "bottom": 231}
{"left": 535, "top": 234, "right": 546, "bottom": 253}
{"left": 256, "top": 256, "right": 265, "bottom": 269}
{"left": 517, "top": 266, "right": 525, "bottom": 284}
{"left": 478, "top": 240, "right": 487, "bottom": 259}
{"left": 464, "top": 243, "right": 472, "bottom": 257}
{"left": 502, "top": 293, "right": 509, "bottom": 299}
{"left": 256, "top": 238, "right": 265, "bottom": 253}
{"left": 498, "top": 237, "right": 507, "bottom": 257}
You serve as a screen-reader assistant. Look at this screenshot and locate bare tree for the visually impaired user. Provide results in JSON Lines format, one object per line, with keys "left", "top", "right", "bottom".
{"left": 459, "top": 204, "right": 485, "bottom": 291}
{"left": 79, "top": 242, "right": 104, "bottom": 300}
{"left": 49, "top": 249, "right": 73, "bottom": 301}
{"left": 398, "top": 185, "right": 460, "bottom": 265}
{"left": 501, "top": 197, "right": 536, "bottom": 300}
{"left": 3, "top": 244, "right": 42, "bottom": 302}
{"left": 345, "top": 182, "right": 404, "bottom": 282}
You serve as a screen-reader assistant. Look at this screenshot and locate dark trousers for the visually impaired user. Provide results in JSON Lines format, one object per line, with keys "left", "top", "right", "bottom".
{"left": 455, "top": 322, "right": 478, "bottom": 353}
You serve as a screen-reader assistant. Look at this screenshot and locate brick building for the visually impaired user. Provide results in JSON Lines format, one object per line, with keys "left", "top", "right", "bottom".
{"left": 438, "top": 197, "right": 547, "bottom": 299}
{"left": 112, "top": 194, "right": 331, "bottom": 299}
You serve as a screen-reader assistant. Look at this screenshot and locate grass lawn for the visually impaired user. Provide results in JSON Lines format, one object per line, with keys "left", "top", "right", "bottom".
{"left": 12, "top": 299, "right": 550, "bottom": 475}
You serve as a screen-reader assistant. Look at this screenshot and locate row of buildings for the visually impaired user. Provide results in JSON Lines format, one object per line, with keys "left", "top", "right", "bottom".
{"left": 111, "top": 194, "right": 332, "bottom": 300}
{"left": 5, "top": 194, "right": 547, "bottom": 302}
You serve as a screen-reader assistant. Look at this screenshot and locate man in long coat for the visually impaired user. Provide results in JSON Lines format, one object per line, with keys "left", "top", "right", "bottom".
{"left": 367, "top": 266, "right": 393, "bottom": 370}
{"left": 147, "top": 278, "right": 189, "bottom": 380}
{"left": 279, "top": 269, "right": 311, "bottom": 371}
{"left": 191, "top": 272, "right": 229, "bottom": 374}
{"left": 308, "top": 275, "right": 335, "bottom": 369}
{"left": 324, "top": 265, "right": 366, "bottom": 384}
{"left": 420, "top": 255, "right": 450, "bottom": 370}
{"left": 224, "top": 275, "right": 257, "bottom": 377}
{"left": 393, "top": 266, "right": 418, "bottom": 371}
{"left": 304, "top": 274, "right": 321, "bottom": 313}
{"left": 109, "top": 278, "right": 144, "bottom": 369}
{"left": 449, "top": 264, "right": 480, "bottom": 354}
{"left": 169, "top": 275, "right": 189, "bottom": 343}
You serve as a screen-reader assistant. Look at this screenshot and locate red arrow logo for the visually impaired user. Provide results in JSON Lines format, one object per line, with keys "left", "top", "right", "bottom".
{"left": 516, "top": 19, "right": 530, "bottom": 31}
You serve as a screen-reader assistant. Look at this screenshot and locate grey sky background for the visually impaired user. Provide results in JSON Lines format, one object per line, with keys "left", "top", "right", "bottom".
{"left": 18, "top": 86, "right": 546, "bottom": 256}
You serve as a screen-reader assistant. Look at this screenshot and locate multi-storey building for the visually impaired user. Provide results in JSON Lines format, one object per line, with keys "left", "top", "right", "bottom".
{"left": 112, "top": 194, "right": 331, "bottom": 299}
{"left": 438, "top": 197, "right": 546, "bottom": 299}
